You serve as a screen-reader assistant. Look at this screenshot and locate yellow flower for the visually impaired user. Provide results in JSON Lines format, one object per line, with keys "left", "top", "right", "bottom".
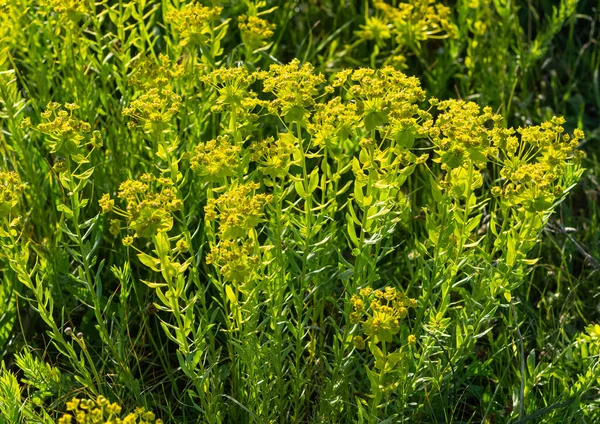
{"left": 204, "top": 182, "right": 271, "bottom": 239}
{"left": 356, "top": 15, "right": 392, "bottom": 46}
{"left": 176, "top": 238, "right": 190, "bottom": 253}
{"left": 258, "top": 59, "right": 325, "bottom": 123}
{"left": 239, "top": 15, "right": 276, "bottom": 50}
{"left": 66, "top": 398, "right": 80, "bottom": 411}
{"left": 59, "top": 397, "right": 161, "bottom": 424}
{"left": 190, "top": 135, "right": 241, "bottom": 180}
{"left": 166, "top": 2, "right": 222, "bottom": 48}
{"left": 117, "top": 176, "right": 182, "bottom": 238}
{"left": 250, "top": 135, "right": 296, "bottom": 178}
{"left": 206, "top": 239, "right": 260, "bottom": 284}
{"left": 0, "top": 171, "right": 22, "bottom": 220}
{"left": 99, "top": 193, "right": 114, "bottom": 213}
{"left": 123, "top": 87, "right": 181, "bottom": 135}
{"left": 349, "top": 285, "right": 417, "bottom": 343}
{"left": 36, "top": 103, "right": 91, "bottom": 156}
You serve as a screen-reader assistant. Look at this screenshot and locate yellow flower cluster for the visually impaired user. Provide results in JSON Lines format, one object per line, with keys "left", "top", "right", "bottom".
{"left": 0, "top": 171, "right": 22, "bottom": 220}
{"left": 123, "top": 87, "right": 181, "bottom": 134}
{"left": 431, "top": 100, "right": 500, "bottom": 169}
{"left": 206, "top": 239, "right": 260, "bottom": 284}
{"left": 239, "top": 15, "right": 276, "bottom": 51}
{"left": 350, "top": 286, "right": 417, "bottom": 345}
{"left": 367, "top": 0, "right": 457, "bottom": 44}
{"left": 58, "top": 396, "right": 162, "bottom": 424}
{"left": 356, "top": 15, "right": 392, "bottom": 47}
{"left": 250, "top": 135, "right": 296, "bottom": 178}
{"left": 129, "top": 54, "right": 185, "bottom": 90}
{"left": 204, "top": 182, "right": 271, "bottom": 240}
{"left": 348, "top": 67, "right": 426, "bottom": 138}
{"left": 258, "top": 59, "right": 325, "bottom": 123}
{"left": 35, "top": 102, "right": 91, "bottom": 156}
{"left": 497, "top": 118, "right": 584, "bottom": 212}
{"left": 100, "top": 175, "right": 182, "bottom": 240}
{"left": 43, "top": 0, "right": 89, "bottom": 22}
{"left": 307, "top": 97, "right": 360, "bottom": 148}
{"left": 165, "top": 2, "right": 222, "bottom": 48}
{"left": 200, "top": 67, "right": 265, "bottom": 115}
{"left": 429, "top": 100, "right": 515, "bottom": 200}
{"left": 190, "top": 135, "right": 241, "bottom": 180}
{"left": 204, "top": 183, "right": 271, "bottom": 285}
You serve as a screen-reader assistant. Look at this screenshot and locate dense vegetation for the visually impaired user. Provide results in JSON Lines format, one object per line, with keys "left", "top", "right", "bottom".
{"left": 0, "top": 0, "right": 599, "bottom": 422}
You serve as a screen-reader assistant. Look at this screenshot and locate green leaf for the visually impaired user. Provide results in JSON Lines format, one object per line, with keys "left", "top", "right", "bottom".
{"left": 346, "top": 214, "right": 360, "bottom": 247}
{"left": 294, "top": 179, "right": 306, "bottom": 198}
{"left": 225, "top": 284, "right": 237, "bottom": 305}
{"left": 309, "top": 168, "right": 319, "bottom": 193}
{"left": 137, "top": 253, "right": 161, "bottom": 272}
{"left": 56, "top": 203, "right": 74, "bottom": 218}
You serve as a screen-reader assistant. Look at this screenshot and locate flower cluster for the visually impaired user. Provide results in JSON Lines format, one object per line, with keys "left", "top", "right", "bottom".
{"left": 239, "top": 15, "right": 276, "bottom": 51}
{"left": 258, "top": 59, "right": 325, "bottom": 123}
{"left": 204, "top": 182, "right": 270, "bottom": 285}
{"left": 0, "top": 171, "right": 22, "bottom": 220}
{"left": 100, "top": 175, "right": 182, "bottom": 240}
{"left": 204, "top": 182, "right": 271, "bottom": 240}
{"left": 350, "top": 286, "right": 417, "bottom": 347}
{"left": 348, "top": 67, "right": 426, "bottom": 139}
{"left": 165, "top": 2, "right": 222, "bottom": 48}
{"left": 364, "top": 0, "right": 457, "bottom": 45}
{"left": 190, "top": 135, "right": 241, "bottom": 180}
{"left": 129, "top": 54, "right": 185, "bottom": 90}
{"left": 250, "top": 135, "right": 296, "bottom": 179}
{"left": 307, "top": 97, "right": 360, "bottom": 149}
{"left": 497, "top": 118, "right": 584, "bottom": 212}
{"left": 206, "top": 239, "right": 260, "bottom": 284}
{"left": 43, "top": 0, "right": 89, "bottom": 22}
{"left": 123, "top": 87, "right": 181, "bottom": 134}
{"left": 58, "top": 396, "right": 162, "bottom": 424}
{"left": 34, "top": 102, "right": 91, "bottom": 156}
{"left": 431, "top": 100, "right": 500, "bottom": 170}
{"left": 356, "top": 15, "right": 392, "bottom": 47}
{"left": 200, "top": 67, "right": 265, "bottom": 117}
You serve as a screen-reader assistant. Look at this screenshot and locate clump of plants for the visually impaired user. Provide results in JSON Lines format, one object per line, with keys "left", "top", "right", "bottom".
{"left": 0, "top": 0, "right": 597, "bottom": 423}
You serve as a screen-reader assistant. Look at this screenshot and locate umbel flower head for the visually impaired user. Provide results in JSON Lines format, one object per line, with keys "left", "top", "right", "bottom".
{"left": 123, "top": 87, "right": 181, "bottom": 135}
{"left": 129, "top": 54, "right": 185, "bottom": 90}
{"left": 250, "top": 134, "right": 297, "bottom": 179}
{"left": 166, "top": 2, "right": 222, "bottom": 48}
{"left": 58, "top": 396, "right": 163, "bottom": 424}
{"left": 0, "top": 170, "right": 23, "bottom": 243}
{"left": 239, "top": 15, "right": 276, "bottom": 51}
{"left": 43, "top": 0, "right": 90, "bottom": 22}
{"left": 368, "top": 0, "right": 457, "bottom": 45}
{"left": 348, "top": 66, "right": 426, "bottom": 138}
{"left": 0, "top": 171, "right": 22, "bottom": 220}
{"left": 430, "top": 100, "right": 500, "bottom": 170}
{"left": 200, "top": 67, "right": 265, "bottom": 115}
{"left": 35, "top": 102, "right": 91, "bottom": 157}
{"left": 350, "top": 286, "right": 417, "bottom": 344}
{"left": 307, "top": 97, "right": 360, "bottom": 149}
{"left": 206, "top": 238, "right": 260, "bottom": 284}
{"left": 100, "top": 175, "right": 182, "bottom": 239}
{"left": 205, "top": 182, "right": 272, "bottom": 239}
{"left": 190, "top": 135, "right": 241, "bottom": 180}
{"left": 258, "top": 59, "right": 325, "bottom": 124}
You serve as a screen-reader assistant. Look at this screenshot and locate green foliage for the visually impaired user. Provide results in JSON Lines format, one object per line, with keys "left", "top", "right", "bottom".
{"left": 0, "top": 0, "right": 598, "bottom": 423}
